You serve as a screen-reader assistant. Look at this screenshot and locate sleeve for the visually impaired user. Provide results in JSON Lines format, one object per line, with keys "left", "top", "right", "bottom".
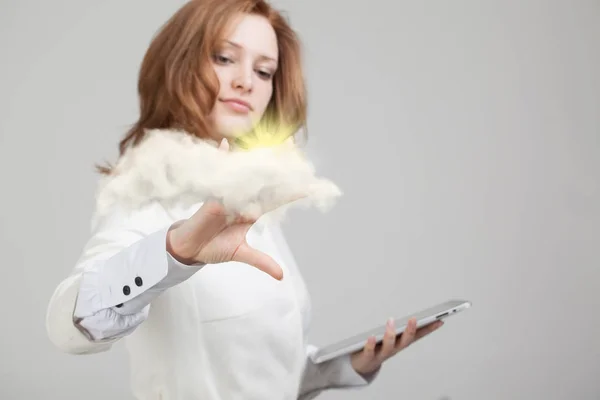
{"left": 45, "top": 202, "right": 205, "bottom": 355}
{"left": 264, "top": 220, "right": 379, "bottom": 399}
{"left": 298, "top": 347, "right": 380, "bottom": 400}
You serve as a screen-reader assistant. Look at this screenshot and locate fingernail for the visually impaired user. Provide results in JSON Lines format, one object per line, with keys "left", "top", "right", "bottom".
{"left": 387, "top": 317, "right": 394, "bottom": 328}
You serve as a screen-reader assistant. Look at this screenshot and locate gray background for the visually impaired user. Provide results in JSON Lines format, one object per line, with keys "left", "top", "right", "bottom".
{"left": 1, "top": 0, "right": 599, "bottom": 399}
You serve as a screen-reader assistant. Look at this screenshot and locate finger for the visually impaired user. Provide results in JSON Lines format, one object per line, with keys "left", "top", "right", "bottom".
{"left": 362, "top": 335, "right": 377, "bottom": 360}
{"left": 174, "top": 203, "right": 227, "bottom": 247}
{"left": 232, "top": 242, "right": 284, "bottom": 280}
{"left": 197, "top": 200, "right": 242, "bottom": 226}
{"left": 219, "top": 138, "right": 230, "bottom": 151}
{"left": 261, "top": 193, "right": 308, "bottom": 215}
{"left": 415, "top": 320, "right": 444, "bottom": 341}
{"left": 379, "top": 318, "right": 396, "bottom": 360}
{"left": 196, "top": 199, "right": 228, "bottom": 222}
{"left": 397, "top": 317, "right": 417, "bottom": 350}
{"left": 231, "top": 214, "right": 257, "bottom": 224}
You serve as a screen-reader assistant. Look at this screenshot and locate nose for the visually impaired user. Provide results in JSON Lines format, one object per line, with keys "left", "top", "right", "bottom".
{"left": 231, "top": 63, "right": 253, "bottom": 92}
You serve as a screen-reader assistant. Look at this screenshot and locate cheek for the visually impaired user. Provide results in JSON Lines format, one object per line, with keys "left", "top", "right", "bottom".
{"left": 213, "top": 68, "right": 228, "bottom": 94}
{"left": 213, "top": 64, "right": 231, "bottom": 93}
{"left": 255, "top": 81, "right": 274, "bottom": 114}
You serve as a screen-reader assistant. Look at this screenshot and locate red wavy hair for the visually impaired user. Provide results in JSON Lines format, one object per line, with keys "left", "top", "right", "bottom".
{"left": 97, "top": 0, "right": 307, "bottom": 174}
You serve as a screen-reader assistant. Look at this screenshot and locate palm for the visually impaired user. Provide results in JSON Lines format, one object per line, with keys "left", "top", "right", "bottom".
{"left": 196, "top": 218, "right": 252, "bottom": 264}
{"left": 170, "top": 199, "right": 283, "bottom": 280}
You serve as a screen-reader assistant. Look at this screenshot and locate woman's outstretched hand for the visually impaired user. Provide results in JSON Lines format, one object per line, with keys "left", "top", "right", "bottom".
{"left": 166, "top": 138, "right": 289, "bottom": 280}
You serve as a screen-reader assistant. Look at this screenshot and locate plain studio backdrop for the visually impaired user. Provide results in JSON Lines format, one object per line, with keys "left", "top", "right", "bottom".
{"left": 1, "top": 0, "right": 598, "bottom": 399}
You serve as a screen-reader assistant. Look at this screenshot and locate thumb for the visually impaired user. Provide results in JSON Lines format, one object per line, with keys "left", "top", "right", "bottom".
{"left": 232, "top": 243, "right": 284, "bottom": 280}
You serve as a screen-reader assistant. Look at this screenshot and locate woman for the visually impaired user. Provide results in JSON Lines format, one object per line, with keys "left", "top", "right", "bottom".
{"left": 46, "top": 0, "right": 443, "bottom": 398}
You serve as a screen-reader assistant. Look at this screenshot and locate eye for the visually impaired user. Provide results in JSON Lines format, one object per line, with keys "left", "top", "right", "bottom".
{"left": 256, "top": 69, "right": 274, "bottom": 80}
{"left": 213, "top": 53, "right": 233, "bottom": 65}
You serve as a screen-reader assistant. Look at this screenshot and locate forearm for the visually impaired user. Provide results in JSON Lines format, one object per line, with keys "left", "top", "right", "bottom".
{"left": 46, "top": 225, "right": 204, "bottom": 354}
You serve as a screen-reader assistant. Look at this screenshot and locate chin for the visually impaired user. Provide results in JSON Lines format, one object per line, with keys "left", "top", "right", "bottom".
{"left": 215, "top": 118, "right": 255, "bottom": 138}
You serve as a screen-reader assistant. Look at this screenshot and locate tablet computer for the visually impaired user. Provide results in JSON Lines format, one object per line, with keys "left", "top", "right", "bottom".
{"left": 309, "top": 299, "right": 471, "bottom": 364}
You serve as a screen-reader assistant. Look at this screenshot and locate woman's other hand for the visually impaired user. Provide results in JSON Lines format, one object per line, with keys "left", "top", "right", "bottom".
{"left": 350, "top": 318, "right": 444, "bottom": 376}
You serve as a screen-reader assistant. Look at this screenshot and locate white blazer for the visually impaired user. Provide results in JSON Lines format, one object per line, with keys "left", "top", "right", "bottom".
{"left": 45, "top": 129, "right": 377, "bottom": 400}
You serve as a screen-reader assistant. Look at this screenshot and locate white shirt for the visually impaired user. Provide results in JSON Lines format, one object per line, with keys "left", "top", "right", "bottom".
{"left": 45, "top": 130, "right": 377, "bottom": 400}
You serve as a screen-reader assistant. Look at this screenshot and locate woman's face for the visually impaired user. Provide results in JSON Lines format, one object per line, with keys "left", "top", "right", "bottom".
{"left": 210, "top": 14, "right": 279, "bottom": 138}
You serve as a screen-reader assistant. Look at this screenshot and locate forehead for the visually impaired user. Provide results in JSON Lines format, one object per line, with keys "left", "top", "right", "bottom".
{"left": 222, "top": 13, "right": 278, "bottom": 61}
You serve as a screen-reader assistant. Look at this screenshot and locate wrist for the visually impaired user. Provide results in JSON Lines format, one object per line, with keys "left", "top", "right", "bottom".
{"left": 166, "top": 221, "right": 197, "bottom": 265}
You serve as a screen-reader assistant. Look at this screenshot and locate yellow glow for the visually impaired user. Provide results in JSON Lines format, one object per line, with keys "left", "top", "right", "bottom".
{"left": 233, "top": 119, "right": 297, "bottom": 151}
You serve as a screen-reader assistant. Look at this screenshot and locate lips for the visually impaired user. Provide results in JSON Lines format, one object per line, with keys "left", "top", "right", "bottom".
{"left": 220, "top": 98, "right": 252, "bottom": 114}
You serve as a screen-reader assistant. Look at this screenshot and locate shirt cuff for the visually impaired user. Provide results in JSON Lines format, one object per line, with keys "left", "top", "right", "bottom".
{"left": 74, "top": 226, "right": 205, "bottom": 319}
{"left": 325, "top": 353, "right": 380, "bottom": 387}
{"left": 112, "top": 251, "right": 205, "bottom": 315}
{"left": 300, "top": 345, "right": 380, "bottom": 398}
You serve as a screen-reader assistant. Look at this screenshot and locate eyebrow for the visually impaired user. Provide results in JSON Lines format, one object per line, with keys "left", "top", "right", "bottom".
{"left": 225, "top": 40, "right": 278, "bottom": 63}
